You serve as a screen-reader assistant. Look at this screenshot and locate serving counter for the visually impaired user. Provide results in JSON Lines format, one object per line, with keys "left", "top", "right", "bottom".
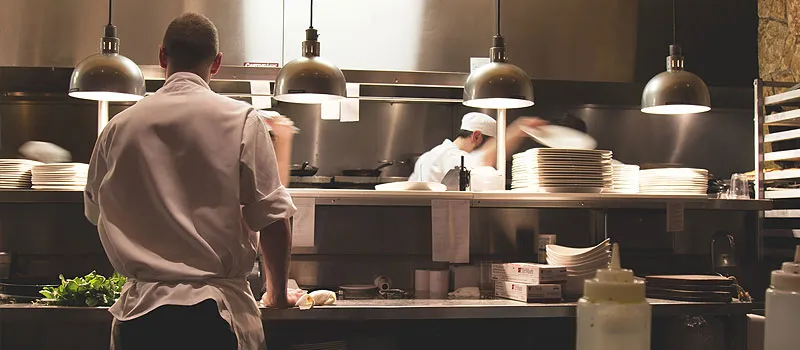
{"left": 0, "top": 189, "right": 770, "bottom": 211}
{"left": 0, "top": 299, "right": 753, "bottom": 349}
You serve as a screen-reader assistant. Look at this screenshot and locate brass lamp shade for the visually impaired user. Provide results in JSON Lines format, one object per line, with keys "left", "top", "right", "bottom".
{"left": 69, "top": 52, "right": 145, "bottom": 102}
{"left": 641, "top": 45, "right": 710, "bottom": 115}
{"left": 463, "top": 61, "right": 534, "bottom": 109}
{"left": 274, "top": 27, "right": 346, "bottom": 104}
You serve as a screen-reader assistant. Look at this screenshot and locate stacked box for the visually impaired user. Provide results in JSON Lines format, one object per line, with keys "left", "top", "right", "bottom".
{"left": 491, "top": 263, "right": 567, "bottom": 284}
{"left": 494, "top": 280, "right": 562, "bottom": 303}
{"left": 491, "top": 263, "right": 565, "bottom": 303}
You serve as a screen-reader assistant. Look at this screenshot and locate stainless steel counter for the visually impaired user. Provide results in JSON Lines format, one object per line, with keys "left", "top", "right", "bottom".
{"left": 287, "top": 189, "right": 772, "bottom": 210}
{"left": 0, "top": 299, "right": 753, "bottom": 321}
{"left": 0, "top": 189, "right": 771, "bottom": 210}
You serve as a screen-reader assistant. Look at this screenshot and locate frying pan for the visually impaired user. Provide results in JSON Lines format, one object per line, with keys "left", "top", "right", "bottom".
{"left": 290, "top": 162, "right": 319, "bottom": 177}
{"left": 342, "top": 161, "right": 399, "bottom": 177}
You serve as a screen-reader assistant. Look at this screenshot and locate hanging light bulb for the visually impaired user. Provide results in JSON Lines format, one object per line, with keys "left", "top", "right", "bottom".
{"left": 463, "top": 0, "right": 533, "bottom": 109}
{"left": 69, "top": 0, "right": 145, "bottom": 102}
{"left": 274, "top": 0, "right": 346, "bottom": 104}
{"left": 641, "top": 0, "right": 710, "bottom": 115}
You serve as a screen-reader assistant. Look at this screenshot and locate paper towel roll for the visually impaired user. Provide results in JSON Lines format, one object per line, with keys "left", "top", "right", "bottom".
{"left": 429, "top": 270, "right": 450, "bottom": 299}
{"left": 415, "top": 270, "right": 430, "bottom": 298}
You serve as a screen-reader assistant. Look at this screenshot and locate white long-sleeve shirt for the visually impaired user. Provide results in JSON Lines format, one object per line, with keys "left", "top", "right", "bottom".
{"left": 409, "top": 139, "right": 483, "bottom": 183}
{"left": 84, "top": 72, "right": 296, "bottom": 350}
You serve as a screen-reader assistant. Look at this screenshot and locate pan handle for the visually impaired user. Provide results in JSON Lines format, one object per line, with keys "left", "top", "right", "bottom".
{"left": 375, "top": 160, "right": 394, "bottom": 171}
{"left": 301, "top": 161, "right": 309, "bottom": 170}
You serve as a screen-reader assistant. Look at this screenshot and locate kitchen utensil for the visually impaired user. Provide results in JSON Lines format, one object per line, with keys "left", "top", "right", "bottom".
{"left": 374, "top": 181, "right": 446, "bottom": 191}
{"left": 0, "top": 279, "right": 58, "bottom": 303}
{"left": 337, "top": 284, "right": 378, "bottom": 300}
{"left": 373, "top": 275, "right": 392, "bottom": 291}
{"left": 521, "top": 125, "right": 597, "bottom": 150}
{"left": 341, "top": 160, "right": 399, "bottom": 177}
{"left": 290, "top": 162, "right": 319, "bottom": 177}
{"left": 379, "top": 288, "right": 406, "bottom": 299}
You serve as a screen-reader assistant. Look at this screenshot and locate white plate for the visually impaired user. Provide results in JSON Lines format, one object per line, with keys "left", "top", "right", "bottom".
{"left": 374, "top": 181, "right": 446, "bottom": 192}
{"left": 522, "top": 147, "right": 606, "bottom": 155}
{"left": 32, "top": 186, "right": 85, "bottom": 191}
{"left": 546, "top": 239, "right": 611, "bottom": 257}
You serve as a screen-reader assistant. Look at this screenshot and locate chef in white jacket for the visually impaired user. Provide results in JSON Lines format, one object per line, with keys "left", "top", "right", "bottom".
{"left": 410, "top": 112, "right": 546, "bottom": 183}
{"left": 84, "top": 13, "right": 298, "bottom": 350}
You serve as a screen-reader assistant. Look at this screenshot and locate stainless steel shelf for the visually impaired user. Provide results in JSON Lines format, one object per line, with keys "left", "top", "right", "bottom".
{"left": 0, "top": 190, "right": 83, "bottom": 203}
{"left": 471, "top": 192, "right": 772, "bottom": 210}
{"left": 0, "top": 299, "right": 753, "bottom": 321}
{"left": 0, "top": 189, "right": 771, "bottom": 211}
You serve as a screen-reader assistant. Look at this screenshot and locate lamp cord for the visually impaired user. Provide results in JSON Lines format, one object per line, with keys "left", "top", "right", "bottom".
{"left": 108, "top": 0, "right": 113, "bottom": 25}
{"left": 672, "top": 0, "right": 676, "bottom": 44}
{"left": 496, "top": 0, "right": 501, "bottom": 36}
{"left": 310, "top": 0, "right": 314, "bottom": 29}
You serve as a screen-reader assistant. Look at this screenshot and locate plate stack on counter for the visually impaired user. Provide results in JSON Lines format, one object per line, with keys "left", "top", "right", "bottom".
{"left": 608, "top": 163, "right": 640, "bottom": 194}
{"left": 546, "top": 239, "right": 611, "bottom": 296}
{"left": 31, "top": 163, "right": 89, "bottom": 191}
{"left": 0, "top": 159, "right": 42, "bottom": 189}
{"left": 511, "top": 148, "right": 613, "bottom": 193}
{"left": 638, "top": 168, "right": 709, "bottom": 195}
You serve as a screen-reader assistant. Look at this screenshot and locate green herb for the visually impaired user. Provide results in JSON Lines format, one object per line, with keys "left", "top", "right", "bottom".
{"left": 38, "top": 271, "right": 126, "bottom": 307}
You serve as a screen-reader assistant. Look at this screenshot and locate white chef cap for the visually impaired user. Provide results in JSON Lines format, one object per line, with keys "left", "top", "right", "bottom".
{"left": 460, "top": 112, "right": 497, "bottom": 137}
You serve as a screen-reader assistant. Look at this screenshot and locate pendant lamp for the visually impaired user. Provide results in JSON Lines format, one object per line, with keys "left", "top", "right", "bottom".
{"left": 69, "top": 0, "right": 145, "bottom": 102}
{"left": 274, "top": 0, "right": 346, "bottom": 104}
{"left": 463, "top": 0, "right": 533, "bottom": 109}
{"left": 641, "top": 0, "right": 710, "bottom": 115}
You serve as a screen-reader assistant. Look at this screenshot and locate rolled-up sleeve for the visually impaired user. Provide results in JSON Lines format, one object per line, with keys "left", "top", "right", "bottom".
{"left": 240, "top": 111, "right": 297, "bottom": 231}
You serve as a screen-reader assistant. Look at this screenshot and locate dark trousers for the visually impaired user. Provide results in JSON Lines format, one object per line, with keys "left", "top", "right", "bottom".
{"left": 115, "top": 299, "right": 238, "bottom": 350}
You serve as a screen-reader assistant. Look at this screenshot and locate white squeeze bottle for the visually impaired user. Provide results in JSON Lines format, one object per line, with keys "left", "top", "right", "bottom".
{"left": 764, "top": 245, "right": 800, "bottom": 350}
{"left": 576, "top": 243, "right": 651, "bottom": 350}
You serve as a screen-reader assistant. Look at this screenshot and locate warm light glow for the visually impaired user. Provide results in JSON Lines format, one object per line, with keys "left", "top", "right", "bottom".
{"left": 641, "top": 104, "right": 711, "bottom": 115}
{"left": 274, "top": 93, "right": 346, "bottom": 104}
{"left": 69, "top": 91, "right": 144, "bottom": 102}
{"left": 463, "top": 98, "right": 534, "bottom": 109}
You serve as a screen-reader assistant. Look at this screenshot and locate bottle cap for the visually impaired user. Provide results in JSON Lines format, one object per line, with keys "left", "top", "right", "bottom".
{"left": 771, "top": 246, "right": 800, "bottom": 293}
{"left": 583, "top": 243, "right": 646, "bottom": 303}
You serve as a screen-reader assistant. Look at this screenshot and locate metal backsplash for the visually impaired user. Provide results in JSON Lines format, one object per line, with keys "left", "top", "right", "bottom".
{"left": 0, "top": 0, "right": 284, "bottom": 67}
{"left": 2, "top": 0, "right": 635, "bottom": 82}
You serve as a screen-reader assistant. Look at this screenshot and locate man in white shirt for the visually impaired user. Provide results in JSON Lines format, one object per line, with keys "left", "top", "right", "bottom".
{"left": 84, "top": 13, "right": 296, "bottom": 350}
{"left": 410, "top": 112, "right": 546, "bottom": 183}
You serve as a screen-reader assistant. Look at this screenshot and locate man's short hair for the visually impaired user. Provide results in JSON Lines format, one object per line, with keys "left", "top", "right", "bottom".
{"left": 455, "top": 129, "right": 492, "bottom": 148}
{"left": 162, "top": 13, "right": 219, "bottom": 71}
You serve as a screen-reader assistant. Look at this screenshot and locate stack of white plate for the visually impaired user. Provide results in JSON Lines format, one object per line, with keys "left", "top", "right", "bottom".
{"left": 546, "top": 239, "right": 611, "bottom": 296}
{"left": 511, "top": 148, "right": 613, "bottom": 193}
{"left": 608, "top": 164, "right": 640, "bottom": 194}
{"left": 639, "top": 168, "right": 709, "bottom": 195}
{"left": 0, "top": 159, "right": 42, "bottom": 189}
{"left": 31, "top": 163, "right": 89, "bottom": 191}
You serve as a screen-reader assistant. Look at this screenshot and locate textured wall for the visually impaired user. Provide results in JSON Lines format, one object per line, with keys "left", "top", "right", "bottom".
{"left": 759, "top": 0, "right": 800, "bottom": 90}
